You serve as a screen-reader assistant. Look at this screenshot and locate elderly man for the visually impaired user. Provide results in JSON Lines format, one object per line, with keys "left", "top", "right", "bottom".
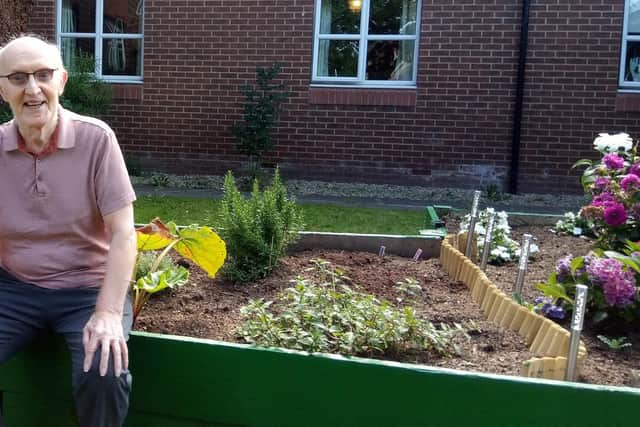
{"left": 0, "top": 35, "right": 136, "bottom": 426}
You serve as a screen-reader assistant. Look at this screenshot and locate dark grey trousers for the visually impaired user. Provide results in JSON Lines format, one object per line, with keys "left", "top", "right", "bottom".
{"left": 0, "top": 268, "right": 132, "bottom": 427}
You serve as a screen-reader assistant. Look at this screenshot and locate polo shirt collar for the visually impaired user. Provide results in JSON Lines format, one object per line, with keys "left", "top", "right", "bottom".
{"left": 1, "top": 106, "right": 75, "bottom": 152}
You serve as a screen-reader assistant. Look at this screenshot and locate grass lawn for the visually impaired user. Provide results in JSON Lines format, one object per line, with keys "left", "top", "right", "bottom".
{"left": 133, "top": 195, "right": 426, "bottom": 235}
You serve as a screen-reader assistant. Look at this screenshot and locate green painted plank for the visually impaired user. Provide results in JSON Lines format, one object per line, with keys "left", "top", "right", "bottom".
{"left": 1, "top": 332, "right": 640, "bottom": 427}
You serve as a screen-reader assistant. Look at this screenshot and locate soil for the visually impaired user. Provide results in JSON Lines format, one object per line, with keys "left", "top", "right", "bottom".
{"left": 135, "top": 224, "right": 640, "bottom": 388}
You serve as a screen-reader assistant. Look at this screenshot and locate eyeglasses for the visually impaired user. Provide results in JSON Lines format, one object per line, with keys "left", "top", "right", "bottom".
{"left": 0, "top": 68, "right": 57, "bottom": 87}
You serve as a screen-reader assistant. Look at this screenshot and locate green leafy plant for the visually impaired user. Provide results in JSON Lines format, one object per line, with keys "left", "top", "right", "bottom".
{"left": 133, "top": 218, "right": 227, "bottom": 322}
{"left": 237, "top": 260, "right": 466, "bottom": 356}
{"left": 394, "top": 277, "right": 422, "bottom": 304}
{"left": 60, "top": 52, "right": 112, "bottom": 117}
{"left": 230, "top": 63, "right": 291, "bottom": 179}
{"left": 483, "top": 183, "right": 511, "bottom": 202}
{"left": 218, "top": 169, "right": 303, "bottom": 283}
{"left": 596, "top": 335, "right": 633, "bottom": 351}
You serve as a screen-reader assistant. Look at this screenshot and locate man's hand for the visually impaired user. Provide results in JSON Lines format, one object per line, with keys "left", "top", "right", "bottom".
{"left": 82, "top": 310, "right": 129, "bottom": 377}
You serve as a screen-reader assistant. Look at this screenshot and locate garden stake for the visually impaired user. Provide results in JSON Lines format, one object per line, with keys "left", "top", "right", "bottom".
{"left": 480, "top": 210, "right": 497, "bottom": 271}
{"left": 512, "top": 233, "right": 532, "bottom": 303}
{"left": 464, "top": 190, "right": 482, "bottom": 258}
{"left": 565, "top": 284, "right": 588, "bottom": 382}
{"left": 378, "top": 246, "right": 385, "bottom": 257}
{"left": 412, "top": 248, "right": 423, "bottom": 261}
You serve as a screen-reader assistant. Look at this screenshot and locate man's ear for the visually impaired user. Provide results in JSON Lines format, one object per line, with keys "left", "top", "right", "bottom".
{"left": 58, "top": 69, "right": 69, "bottom": 96}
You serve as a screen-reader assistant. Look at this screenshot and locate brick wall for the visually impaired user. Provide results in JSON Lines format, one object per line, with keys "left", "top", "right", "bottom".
{"left": 0, "top": 0, "right": 34, "bottom": 43}
{"left": 22, "top": 1, "right": 640, "bottom": 194}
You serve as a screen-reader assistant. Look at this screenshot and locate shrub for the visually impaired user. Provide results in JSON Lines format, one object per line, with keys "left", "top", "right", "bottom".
{"left": 237, "top": 260, "right": 466, "bottom": 356}
{"left": 459, "top": 208, "right": 539, "bottom": 264}
{"left": 218, "top": 169, "right": 303, "bottom": 283}
{"left": 230, "top": 63, "right": 291, "bottom": 179}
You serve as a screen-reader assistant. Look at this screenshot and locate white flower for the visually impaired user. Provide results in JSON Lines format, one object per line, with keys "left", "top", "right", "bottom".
{"left": 593, "top": 133, "right": 633, "bottom": 153}
{"left": 572, "top": 227, "right": 583, "bottom": 236}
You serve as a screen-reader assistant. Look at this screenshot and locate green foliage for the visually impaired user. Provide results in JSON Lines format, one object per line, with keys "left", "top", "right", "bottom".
{"left": 230, "top": 63, "right": 290, "bottom": 169}
{"left": 133, "top": 218, "right": 226, "bottom": 322}
{"left": 219, "top": 169, "right": 303, "bottom": 283}
{"left": 394, "top": 277, "right": 422, "bottom": 304}
{"left": 60, "top": 52, "right": 112, "bottom": 117}
{"left": 237, "top": 260, "right": 466, "bottom": 356}
{"left": 482, "top": 183, "right": 511, "bottom": 202}
{"left": 596, "top": 335, "right": 633, "bottom": 351}
{"left": 0, "top": 103, "right": 11, "bottom": 123}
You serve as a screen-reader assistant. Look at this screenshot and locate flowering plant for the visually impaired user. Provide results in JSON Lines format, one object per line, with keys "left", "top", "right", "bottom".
{"left": 536, "top": 246, "right": 640, "bottom": 323}
{"left": 553, "top": 211, "right": 595, "bottom": 237}
{"left": 574, "top": 133, "right": 640, "bottom": 251}
{"left": 459, "top": 208, "right": 539, "bottom": 264}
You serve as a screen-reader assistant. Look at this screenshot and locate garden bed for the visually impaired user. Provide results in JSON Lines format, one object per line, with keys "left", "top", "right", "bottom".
{"left": 136, "top": 223, "right": 640, "bottom": 387}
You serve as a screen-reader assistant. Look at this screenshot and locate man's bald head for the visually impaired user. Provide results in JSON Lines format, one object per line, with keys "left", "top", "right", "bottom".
{"left": 0, "top": 36, "right": 65, "bottom": 75}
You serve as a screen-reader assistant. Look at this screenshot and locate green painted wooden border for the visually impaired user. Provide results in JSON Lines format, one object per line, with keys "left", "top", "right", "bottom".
{"left": 1, "top": 331, "right": 639, "bottom": 427}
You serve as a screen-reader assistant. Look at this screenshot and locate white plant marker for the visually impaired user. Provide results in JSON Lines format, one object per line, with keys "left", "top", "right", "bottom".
{"left": 378, "top": 246, "right": 386, "bottom": 257}
{"left": 465, "top": 190, "right": 482, "bottom": 258}
{"left": 566, "top": 284, "right": 588, "bottom": 382}
{"left": 513, "top": 233, "right": 532, "bottom": 302}
{"left": 412, "top": 248, "right": 422, "bottom": 261}
{"left": 480, "top": 211, "right": 496, "bottom": 271}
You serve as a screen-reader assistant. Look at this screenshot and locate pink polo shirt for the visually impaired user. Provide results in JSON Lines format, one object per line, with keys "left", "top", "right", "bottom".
{"left": 0, "top": 107, "right": 136, "bottom": 289}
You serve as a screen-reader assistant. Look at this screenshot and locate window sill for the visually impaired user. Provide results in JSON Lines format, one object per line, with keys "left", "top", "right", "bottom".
{"left": 110, "top": 83, "right": 143, "bottom": 101}
{"left": 308, "top": 87, "right": 416, "bottom": 107}
{"left": 615, "top": 92, "right": 640, "bottom": 112}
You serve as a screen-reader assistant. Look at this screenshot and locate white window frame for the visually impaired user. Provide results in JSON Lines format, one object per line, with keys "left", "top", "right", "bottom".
{"left": 620, "top": 0, "right": 640, "bottom": 90}
{"left": 311, "top": 0, "right": 421, "bottom": 88}
{"left": 56, "top": 0, "right": 144, "bottom": 83}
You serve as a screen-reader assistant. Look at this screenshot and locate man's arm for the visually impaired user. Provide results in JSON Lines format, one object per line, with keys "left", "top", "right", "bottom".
{"left": 82, "top": 204, "right": 137, "bottom": 377}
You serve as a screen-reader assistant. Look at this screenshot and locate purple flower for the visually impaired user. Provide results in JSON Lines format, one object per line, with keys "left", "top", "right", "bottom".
{"left": 621, "top": 174, "right": 640, "bottom": 192}
{"left": 586, "top": 258, "right": 638, "bottom": 307}
{"left": 603, "top": 153, "right": 625, "bottom": 169}
{"left": 592, "top": 192, "right": 615, "bottom": 208}
{"left": 594, "top": 177, "right": 610, "bottom": 191}
{"left": 603, "top": 202, "right": 627, "bottom": 227}
{"left": 555, "top": 255, "right": 573, "bottom": 282}
{"left": 630, "top": 163, "right": 640, "bottom": 176}
{"left": 534, "top": 296, "right": 566, "bottom": 320}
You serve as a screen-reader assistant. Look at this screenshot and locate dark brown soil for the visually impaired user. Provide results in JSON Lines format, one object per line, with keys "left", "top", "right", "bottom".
{"left": 135, "top": 224, "right": 640, "bottom": 388}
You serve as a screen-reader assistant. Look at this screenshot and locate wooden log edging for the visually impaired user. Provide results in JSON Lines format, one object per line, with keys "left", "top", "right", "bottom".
{"left": 440, "top": 234, "right": 586, "bottom": 381}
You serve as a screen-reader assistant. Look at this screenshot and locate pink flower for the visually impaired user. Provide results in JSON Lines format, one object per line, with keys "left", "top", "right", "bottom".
{"left": 603, "top": 153, "right": 625, "bottom": 169}
{"left": 630, "top": 163, "right": 640, "bottom": 176}
{"left": 592, "top": 192, "right": 615, "bottom": 208}
{"left": 594, "top": 176, "right": 610, "bottom": 191}
{"left": 586, "top": 258, "right": 637, "bottom": 307}
{"left": 621, "top": 174, "right": 640, "bottom": 191}
{"left": 603, "top": 202, "right": 627, "bottom": 227}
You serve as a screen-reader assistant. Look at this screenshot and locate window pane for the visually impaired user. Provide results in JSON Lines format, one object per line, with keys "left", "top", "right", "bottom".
{"left": 103, "top": 0, "right": 144, "bottom": 34}
{"left": 61, "top": 0, "right": 96, "bottom": 33}
{"left": 624, "top": 41, "right": 640, "bottom": 82}
{"left": 630, "top": 1, "right": 640, "bottom": 34}
{"left": 369, "top": 0, "right": 417, "bottom": 35}
{"left": 60, "top": 38, "right": 96, "bottom": 72}
{"left": 317, "top": 40, "right": 359, "bottom": 77}
{"left": 366, "top": 40, "right": 414, "bottom": 80}
{"left": 102, "top": 38, "right": 142, "bottom": 76}
{"left": 319, "top": 0, "right": 360, "bottom": 34}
